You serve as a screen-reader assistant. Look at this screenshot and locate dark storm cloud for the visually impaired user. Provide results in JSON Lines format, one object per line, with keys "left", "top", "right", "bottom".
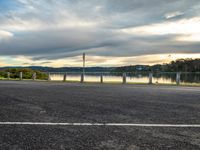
{"left": 0, "top": 0, "right": 200, "bottom": 60}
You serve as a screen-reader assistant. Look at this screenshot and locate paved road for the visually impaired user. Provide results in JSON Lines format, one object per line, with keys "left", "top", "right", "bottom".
{"left": 0, "top": 81, "right": 200, "bottom": 149}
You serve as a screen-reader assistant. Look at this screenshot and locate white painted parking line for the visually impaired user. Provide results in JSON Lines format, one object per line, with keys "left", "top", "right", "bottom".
{"left": 0, "top": 122, "right": 200, "bottom": 127}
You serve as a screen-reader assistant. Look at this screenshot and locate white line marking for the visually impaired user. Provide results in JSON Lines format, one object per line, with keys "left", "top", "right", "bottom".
{"left": 0, "top": 122, "right": 200, "bottom": 127}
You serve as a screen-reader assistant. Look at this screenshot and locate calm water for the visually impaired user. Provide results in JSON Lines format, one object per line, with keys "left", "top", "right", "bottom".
{"left": 50, "top": 73, "right": 200, "bottom": 84}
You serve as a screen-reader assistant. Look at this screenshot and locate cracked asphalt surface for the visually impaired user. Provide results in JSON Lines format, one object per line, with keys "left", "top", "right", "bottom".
{"left": 0, "top": 81, "right": 200, "bottom": 150}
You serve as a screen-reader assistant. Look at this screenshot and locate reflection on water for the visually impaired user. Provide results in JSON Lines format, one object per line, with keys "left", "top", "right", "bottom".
{"left": 103, "top": 75, "right": 122, "bottom": 82}
{"left": 50, "top": 73, "right": 200, "bottom": 84}
{"left": 50, "top": 74, "right": 80, "bottom": 81}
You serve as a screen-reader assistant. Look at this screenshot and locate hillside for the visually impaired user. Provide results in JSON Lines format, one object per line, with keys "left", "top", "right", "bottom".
{"left": 0, "top": 58, "right": 199, "bottom": 73}
{"left": 112, "top": 59, "right": 200, "bottom": 72}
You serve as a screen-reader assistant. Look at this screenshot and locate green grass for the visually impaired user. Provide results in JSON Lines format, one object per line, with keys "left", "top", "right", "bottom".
{"left": 180, "top": 83, "right": 200, "bottom": 87}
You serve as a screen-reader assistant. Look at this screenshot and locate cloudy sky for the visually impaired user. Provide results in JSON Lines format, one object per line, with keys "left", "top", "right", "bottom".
{"left": 0, "top": 0, "right": 200, "bottom": 67}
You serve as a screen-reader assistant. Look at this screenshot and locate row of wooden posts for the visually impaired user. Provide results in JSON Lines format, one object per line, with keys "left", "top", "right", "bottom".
{"left": 5, "top": 72, "right": 181, "bottom": 85}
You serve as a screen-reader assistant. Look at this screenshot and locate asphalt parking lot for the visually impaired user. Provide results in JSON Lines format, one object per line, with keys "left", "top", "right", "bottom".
{"left": 0, "top": 81, "right": 199, "bottom": 150}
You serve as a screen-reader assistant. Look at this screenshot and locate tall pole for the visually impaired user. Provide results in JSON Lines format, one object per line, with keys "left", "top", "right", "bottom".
{"left": 81, "top": 53, "right": 85, "bottom": 83}
{"left": 83, "top": 53, "right": 85, "bottom": 75}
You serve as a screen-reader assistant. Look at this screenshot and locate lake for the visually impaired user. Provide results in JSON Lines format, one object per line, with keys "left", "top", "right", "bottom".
{"left": 49, "top": 72, "right": 200, "bottom": 84}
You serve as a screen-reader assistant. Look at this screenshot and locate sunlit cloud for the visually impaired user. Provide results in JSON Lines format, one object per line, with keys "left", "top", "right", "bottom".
{"left": 0, "top": 60, "right": 9, "bottom": 67}
{"left": 121, "top": 17, "right": 200, "bottom": 42}
{"left": 0, "top": 30, "right": 13, "bottom": 40}
{"left": 0, "top": 17, "right": 99, "bottom": 32}
{"left": 176, "top": 34, "right": 200, "bottom": 42}
{"left": 164, "top": 11, "right": 184, "bottom": 19}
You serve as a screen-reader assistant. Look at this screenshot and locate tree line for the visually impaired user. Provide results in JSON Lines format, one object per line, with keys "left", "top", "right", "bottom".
{"left": 112, "top": 58, "right": 200, "bottom": 73}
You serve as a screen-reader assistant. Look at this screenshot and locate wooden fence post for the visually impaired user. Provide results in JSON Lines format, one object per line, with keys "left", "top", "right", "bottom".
{"left": 32, "top": 73, "right": 36, "bottom": 80}
{"left": 123, "top": 73, "right": 126, "bottom": 84}
{"left": 149, "top": 73, "right": 153, "bottom": 84}
{"left": 100, "top": 74, "right": 103, "bottom": 83}
{"left": 63, "top": 73, "right": 67, "bottom": 82}
{"left": 48, "top": 73, "right": 51, "bottom": 81}
{"left": 19, "top": 72, "right": 23, "bottom": 80}
{"left": 176, "top": 72, "right": 181, "bottom": 85}
{"left": 81, "top": 73, "right": 84, "bottom": 83}
{"left": 7, "top": 72, "right": 10, "bottom": 80}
